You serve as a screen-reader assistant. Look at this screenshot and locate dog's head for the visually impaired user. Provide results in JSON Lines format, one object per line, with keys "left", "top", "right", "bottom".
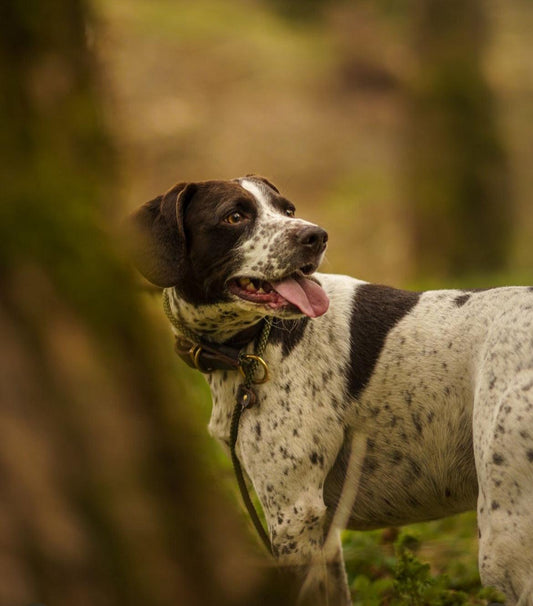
{"left": 128, "top": 175, "right": 329, "bottom": 319}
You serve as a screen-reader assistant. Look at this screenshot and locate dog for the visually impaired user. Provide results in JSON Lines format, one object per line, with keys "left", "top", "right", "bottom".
{"left": 128, "top": 175, "right": 533, "bottom": 605}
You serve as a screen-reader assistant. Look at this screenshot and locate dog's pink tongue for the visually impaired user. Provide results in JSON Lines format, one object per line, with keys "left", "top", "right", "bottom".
{"left": 271, "top": 276, "right": 329, "bottom": 318}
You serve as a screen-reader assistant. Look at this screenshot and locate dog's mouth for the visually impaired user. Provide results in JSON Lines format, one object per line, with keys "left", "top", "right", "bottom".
{"left": 228, "top": 267, "right": 329, "bottom": 318}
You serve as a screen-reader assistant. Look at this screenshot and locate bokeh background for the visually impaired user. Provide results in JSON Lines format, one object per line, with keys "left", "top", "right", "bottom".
{"left": 0, "top": 0, "right": 531, "bottom": 604}
{"left": 103, "top": 0, "right": 533, "bottom": 286}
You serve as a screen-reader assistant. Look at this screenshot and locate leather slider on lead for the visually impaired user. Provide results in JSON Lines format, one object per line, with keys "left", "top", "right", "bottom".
{"left": 237, "top": 384, "right": 257, "bottom": 409}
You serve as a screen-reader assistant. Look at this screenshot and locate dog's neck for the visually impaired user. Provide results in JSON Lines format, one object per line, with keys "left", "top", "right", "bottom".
{"left": 165, "top": 288, "right": 265, "bottom": 343}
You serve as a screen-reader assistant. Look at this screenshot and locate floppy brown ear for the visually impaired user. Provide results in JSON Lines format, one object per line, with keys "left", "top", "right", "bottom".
{"left": 245, "top": 174, "right": 280, "bottom": 193}
{"left": 126, "top": 182, "right": 198, "bottom": 287}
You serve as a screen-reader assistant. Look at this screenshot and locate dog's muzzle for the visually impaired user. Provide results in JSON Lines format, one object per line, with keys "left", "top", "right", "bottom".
{"left": 295, "top": 225, "right": 328, "bottom": 257}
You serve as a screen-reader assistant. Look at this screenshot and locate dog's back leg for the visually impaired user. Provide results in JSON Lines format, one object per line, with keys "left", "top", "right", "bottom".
{"left": 475, "top": 374, "right": 533, "bottom": 605}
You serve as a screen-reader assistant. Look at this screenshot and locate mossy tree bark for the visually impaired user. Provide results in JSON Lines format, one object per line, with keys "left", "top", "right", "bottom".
{"left": 0, "top": 1, "right": 292, "bottom": 605}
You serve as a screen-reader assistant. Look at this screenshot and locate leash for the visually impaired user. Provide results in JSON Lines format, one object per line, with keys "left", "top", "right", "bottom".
{"left": 230, "top": 316, "right": 274, "bottom": 554}
{"left": 163, "top": 289, "right": 274, "bottom": 554}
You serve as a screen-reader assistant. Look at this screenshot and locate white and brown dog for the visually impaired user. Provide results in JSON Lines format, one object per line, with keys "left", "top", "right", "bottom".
{"left": 129, "top": 175, "right": 533, "bottom": 605}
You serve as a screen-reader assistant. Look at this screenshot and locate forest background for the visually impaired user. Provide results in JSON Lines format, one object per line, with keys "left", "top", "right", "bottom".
{"left": 0, "top": 0, "right": 532, "bottom": 604}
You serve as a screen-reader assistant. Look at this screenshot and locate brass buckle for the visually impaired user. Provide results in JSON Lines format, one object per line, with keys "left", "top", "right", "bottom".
{"left": 175, "top": 338, "right": 213, "bottom": 373}
{"left": 238, "top": 354, "right": 270, "bottom": 384}
{"left": 189, "top": 344, "right": 203, "bottom": 370}
{"left": 189, "top": 344, "right": 215, "bottom": 373}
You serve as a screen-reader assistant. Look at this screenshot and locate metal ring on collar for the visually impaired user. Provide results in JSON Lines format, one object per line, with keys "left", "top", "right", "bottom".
{"left": 190, "top": 344, "right": 214, "bottom": 373}
{"left": 239, "top": 354, "right": 270, "bottom": 384}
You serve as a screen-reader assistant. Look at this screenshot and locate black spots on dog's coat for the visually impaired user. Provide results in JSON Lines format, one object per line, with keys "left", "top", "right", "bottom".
{"left": 347, "top": 284, "right": 421, "bottom": 399}
{"left": 362, "top": 454, "right": 380, "bottom": 475}
{"left": 270, "top": 318, "right": 310, "bottom": 356}
{"left": 408, "top": 458, "right": 422, "bottom": 476}
{"left": 309, "top": 451, "right": 324, "bottom": 467}
{"left": 492, "top": 453, "right": 505, "bottom": 465}
{"left": 390, "top": 450, "right": 403, "bottom": 465}
{"left": 411, "top": 412, "right": 423, "bottom": 435}
{"left": 454, "top": 293, "right": 471, "bottom": 307}
{"left": 454, "top": 288, "right": 494, "bottom": 307}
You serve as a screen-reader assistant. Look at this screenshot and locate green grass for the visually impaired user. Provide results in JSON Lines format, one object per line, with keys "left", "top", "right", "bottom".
{"left": 342, "top": 518, "right": 506, "bottom": 605}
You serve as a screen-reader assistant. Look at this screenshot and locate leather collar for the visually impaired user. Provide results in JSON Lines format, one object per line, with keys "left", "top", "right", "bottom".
{"left": 174, "top": 321, "right": 265, "bottom": 373}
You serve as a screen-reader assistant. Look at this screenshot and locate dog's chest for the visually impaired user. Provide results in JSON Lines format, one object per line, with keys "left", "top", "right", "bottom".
{"left": 206, "top": 319, "right": 349, "bottom": 450}
{"left": 206, "top": 328, "right": 351, "bottom": 521}
{"left": 207, "top": 279, "right": 355, "bottom": 450}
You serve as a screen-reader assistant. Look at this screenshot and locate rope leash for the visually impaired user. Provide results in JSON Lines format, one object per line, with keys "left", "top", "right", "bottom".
{"left": 163, "top": 288, "right": 274, "bottom": 554}
{"left": 230, "top": 316, "right": 273, "bottom": 554}
{"left": 163, "top": 288, "right": 198, "bottom": 342}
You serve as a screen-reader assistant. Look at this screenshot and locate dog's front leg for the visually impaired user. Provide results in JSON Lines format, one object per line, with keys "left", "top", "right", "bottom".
{"left": 297, "top": 529, "right": 351, "bottom": 606}
{"left": 238, "top": 398, "right": 351, "bottom": 604}
{"left": 247, "top": 463, "right": 351, "bottom": 606}
{"left": 265, "top": 492, "right": 351, "bottom": 606}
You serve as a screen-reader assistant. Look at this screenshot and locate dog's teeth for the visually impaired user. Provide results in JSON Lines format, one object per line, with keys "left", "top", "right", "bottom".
{"left": 238, "top": 277, "right": 265, "bottom": 293}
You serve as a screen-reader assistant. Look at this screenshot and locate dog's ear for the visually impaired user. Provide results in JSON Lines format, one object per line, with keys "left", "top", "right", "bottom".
{"left": 126, "top": 182, "right": 198, "bottom": 287}
{"left": 245, "top": 174, "right": 280, "bottom": 194}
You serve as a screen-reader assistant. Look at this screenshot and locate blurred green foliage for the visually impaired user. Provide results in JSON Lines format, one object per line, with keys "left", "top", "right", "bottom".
{"left": 343, "top": 523, "right": 505, "bottom": 605}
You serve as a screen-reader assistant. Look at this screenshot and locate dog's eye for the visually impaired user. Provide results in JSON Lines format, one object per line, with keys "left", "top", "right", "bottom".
{"left": 225, "top": 211, "right": 244, "bottom": 225}
{"left": 285, "top": 208, "right": 295, "bottom": 218}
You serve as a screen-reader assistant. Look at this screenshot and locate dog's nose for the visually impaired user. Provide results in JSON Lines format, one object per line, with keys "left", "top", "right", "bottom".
{"left": 296, "top": 225, "right": 328, "bottom": 253}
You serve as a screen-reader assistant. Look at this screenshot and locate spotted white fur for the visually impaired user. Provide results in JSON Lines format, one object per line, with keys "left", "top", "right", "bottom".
{"left": 236, "top": 178, "right": 326, "bottom": 284}
{"left": 136, "top": 176, "right": 533, "bottom": 605}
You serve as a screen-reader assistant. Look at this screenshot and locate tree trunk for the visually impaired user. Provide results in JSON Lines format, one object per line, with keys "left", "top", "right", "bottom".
{"left": 406, "top": 0, "right": 512, "bottom": 280}
{"left": 0, "top": 1, "right": 292, "bottom": 605}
